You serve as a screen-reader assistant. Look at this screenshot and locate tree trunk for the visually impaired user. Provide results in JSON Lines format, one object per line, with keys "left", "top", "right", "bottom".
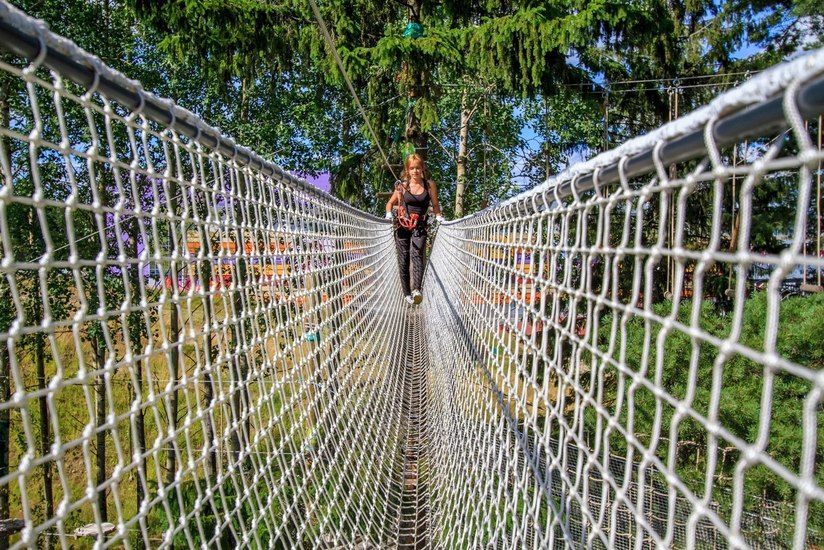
{"left": 127, "top": 224, "right": 147, "bottom": 528}
{"left": 198, "top": 256, "right": 217, "bottom": 477}
{"left": 187, "top": 89, "right": 219, "bottom": 480}
{"left": 94, "top": 339, "right": 107, "bottom": 522}
{"left": 405, "top": 0, "right": 427, "bottom": 159}
{"left": 332, "top": 115, "right": 351, "bottom": 199}
{"left": 229, "top": 173, "right": 248, "bottom": 465}
{"left": 229, "top": 109, "right": 252, "bottom": 468}
{"left": 729, "top": 212, "right": 739, "bottom": 253}
{"left": 36, "top": 334, "right": 53, "bottom": 539}
{"left": 602, "top": 93, "right": 609, "bottom": 152}
{"left": 165, "top": 323, "right": 179, "bottom": 479}
{"left": 28, "top": 207, "right": 52, "bottom": 543}
{"left": 0, "top": 76, "right": 9, "bottom": 550}
{"left": 117, "top": 0, "right": 149, "bottom": 520}
{"left": 229, "top": 248, "right": 242, "bottom": 460}
{"left": 229, "top": 230, "right": 250, "bottom": 465}
{"left": 133, "top": 366, "right": 146, "bottom": 546}
{"left": 20, "top": 176, "right": 55, "bottom": 543}
{"left": 240, "top": 73, "right": 250, "bottom": 124}
{"left": 544, "top": 96, "right": 549, "bottom": 181}
{"left": 0, "top": 345, "right": 9, "bottom": 550}
{"left": 454, "top": 87, "right": 470, "bottom": 218}
{"left": 166, "top": 196, "right": 180, "bottom": 486}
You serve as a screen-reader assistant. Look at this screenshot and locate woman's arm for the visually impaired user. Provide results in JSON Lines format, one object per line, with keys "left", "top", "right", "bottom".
{"left": 385, "top": 187, "right": 399, "bottom": 213}
{"left": 385, "top": 186, "right": 400, "bottom": 219}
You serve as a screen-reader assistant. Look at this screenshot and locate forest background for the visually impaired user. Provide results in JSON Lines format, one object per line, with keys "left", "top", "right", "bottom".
{"left": 9, "top": 0, "right": 821, "bottom": 217}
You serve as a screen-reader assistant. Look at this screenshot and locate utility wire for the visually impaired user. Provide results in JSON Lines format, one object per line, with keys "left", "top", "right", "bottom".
{"left": 341, "top": 94, "right": 404, "bottom": 125}
{"left": 307, "top": 0, "right": 399, "bottom": 182}
{"left": 594, "top": 70, "right": 761, "bottom": 87}
{"left": 23, "top": 187, "right": 188, "bottom": 265}
{"left": 438, "top": 70, "right": 761, "bottom": 91}
{"left": 574, "top": 81, "right": 749, "bottom": 95}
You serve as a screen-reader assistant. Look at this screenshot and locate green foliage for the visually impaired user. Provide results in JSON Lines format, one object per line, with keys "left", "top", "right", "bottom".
{"left": 152, "top": 476, "right": 274, "bottom": 547}
{"left": 458, "top": 5, "right": 597, "bottom": 96}
{"left": 584, "top": 291, "right": 824, "bottom": 523}
{"left": 100, "top": 0, "right": 822, "bottom": 219}
{"left": 520, "top": 89, "right": 606, "bottom": 179}
{"left": 131, "top": 0, "right": 297, "bottom": 83}
{"left": 425, "top": 85, "right": 527, "bottom": 216}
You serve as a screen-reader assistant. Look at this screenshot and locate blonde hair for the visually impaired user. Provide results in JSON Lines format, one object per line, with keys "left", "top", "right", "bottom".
{"left": 401, "top": 153, "right": 430, "bottom": 185}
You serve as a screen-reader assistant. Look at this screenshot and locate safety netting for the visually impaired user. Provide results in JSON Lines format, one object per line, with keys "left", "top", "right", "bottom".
{"left": 0, "top": 1, "right": 823, "bottom": 549}
{"left": 424, "top": 54, "right": 824, "bottom": 549}
{"left": 0, "top": 2, "right": 411, "bottom": 547}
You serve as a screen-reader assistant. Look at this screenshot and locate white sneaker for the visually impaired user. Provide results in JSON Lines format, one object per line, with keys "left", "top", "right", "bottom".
{"left": 412, "top": 290, "right": 422, "bottom": 305}
{"left": 405, "top": 295, "right": 414, "bottom": 305}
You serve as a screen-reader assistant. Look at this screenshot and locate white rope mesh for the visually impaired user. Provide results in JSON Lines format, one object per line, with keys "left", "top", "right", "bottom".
{"left": 424, "top": 57, "right": 824, "bottom": 548}
{"left": 0, "top": 4, "right": 412, "bottom": 548}
{"left": 0, "top": 2, "right": 823, "bottom": 549}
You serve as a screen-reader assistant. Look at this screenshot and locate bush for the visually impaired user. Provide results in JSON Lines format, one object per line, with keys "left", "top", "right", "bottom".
{"left": 583, "top": 291, "right": 824, "bottom": 509}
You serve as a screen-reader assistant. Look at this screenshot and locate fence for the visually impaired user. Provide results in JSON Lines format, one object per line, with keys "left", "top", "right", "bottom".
{"left": 423, "top": 48, "right": 824, "bottom": 549}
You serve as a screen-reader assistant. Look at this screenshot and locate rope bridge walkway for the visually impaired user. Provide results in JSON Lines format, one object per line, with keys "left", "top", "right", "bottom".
{"left": 0, "top": 2, "right": 823, "bottom": 548}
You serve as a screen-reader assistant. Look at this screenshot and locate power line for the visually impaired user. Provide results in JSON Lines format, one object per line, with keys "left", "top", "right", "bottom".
{"left": 307, "top": 0, "right": 399, "bottom": 182}
{"left": 341, "top": 94, "right": 404, "bottom": 126}
{"left": 577, "top": 80, "right": 748, "bottom": 95}
{"left": 437, "top": 69, "right": 762, "bottom": 91}
{"left": 597, "top": 70, "right": 761, "bottom": 87}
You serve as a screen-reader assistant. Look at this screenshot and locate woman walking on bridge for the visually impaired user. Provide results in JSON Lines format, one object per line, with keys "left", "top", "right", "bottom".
{"left": 385, "top": 153, "right": 444, "bottom": 305}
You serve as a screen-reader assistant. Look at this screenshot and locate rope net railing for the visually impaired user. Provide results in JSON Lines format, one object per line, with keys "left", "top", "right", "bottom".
{"left": 0, "top": 3, "right": 414, "bottom": 548}
{"left": 424, "top": 52, "right": 824, "bottom": 549}
{"left": 0, "top": 2, "right": 823, "bottom": 549}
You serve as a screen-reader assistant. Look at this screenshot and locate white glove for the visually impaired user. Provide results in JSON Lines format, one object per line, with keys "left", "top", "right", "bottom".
{"left": 385, "top": 211, "right": 393, "bottom": 220}
{"left": 436, "top": 215, "right": 445, "bottom": 223}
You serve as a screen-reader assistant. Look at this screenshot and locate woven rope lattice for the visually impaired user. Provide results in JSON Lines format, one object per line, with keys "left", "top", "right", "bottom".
{"left": 424, "top": 75, "right": 824, "bottom": 547}
{"left": 0, "top": 5, "right": 408, "bottom": 546}
{"left": 0, "top": 2, "right": 824, "bottom": 549}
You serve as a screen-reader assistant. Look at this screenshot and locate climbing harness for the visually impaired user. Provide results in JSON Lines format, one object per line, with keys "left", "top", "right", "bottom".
{"left": 395, "top": 181, "right": 421, "bottom": 229}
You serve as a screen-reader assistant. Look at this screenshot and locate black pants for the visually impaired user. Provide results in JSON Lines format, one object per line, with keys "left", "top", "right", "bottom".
{"left": 394, "top": 224, "right": 427, "bottom": 296}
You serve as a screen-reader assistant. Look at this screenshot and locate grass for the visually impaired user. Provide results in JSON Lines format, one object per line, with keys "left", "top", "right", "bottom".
{"left": 8, "top": 291, "right": 330, "bottom": 543}
{"left": 6, "top": 274, "right": 415, "bottom": 548}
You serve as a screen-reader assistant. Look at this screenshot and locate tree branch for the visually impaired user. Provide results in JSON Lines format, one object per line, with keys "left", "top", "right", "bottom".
{"left": 389, "top": 0, "right": 413, "bottom": 10}
{"left": 465, "top": 84, "right": 495, "bottom": 121}
{"left": 429, "top": 133, "right": 457, "bottom": 163}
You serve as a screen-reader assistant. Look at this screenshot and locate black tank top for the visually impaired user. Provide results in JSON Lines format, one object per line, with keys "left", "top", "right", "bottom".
{"left": 402, "top": 180, "right": 431, "bottom": 216}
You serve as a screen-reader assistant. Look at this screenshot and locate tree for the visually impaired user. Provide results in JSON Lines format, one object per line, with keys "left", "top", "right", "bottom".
{"left": 451, "top": 80, "right": 496, "bottom": 218}
{"left": 0, "top": 35, "right": 96, "bottom": 543}
{"left": 426, "top": 84, "right": 527, "bottom": 217}
{"left": 88, "top": 0, "right": 824, "bottom": 218}
{"left": 318, "top": 0, "right": 607, "bottom": 211}
{"left": 126, "top": 0, "right": 649, "bottom": 216}
{"left": 0, "top": 67, "right": 14, "bottom": 550}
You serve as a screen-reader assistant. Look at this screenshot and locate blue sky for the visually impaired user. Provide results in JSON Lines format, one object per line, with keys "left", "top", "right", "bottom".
{"left": 302, "top": 172, "right": 331, "bottom": 193}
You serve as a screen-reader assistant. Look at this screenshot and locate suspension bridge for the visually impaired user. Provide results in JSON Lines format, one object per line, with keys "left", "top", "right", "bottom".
{"left": 0, "top": 2, "right": 823, "bottom": 548}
